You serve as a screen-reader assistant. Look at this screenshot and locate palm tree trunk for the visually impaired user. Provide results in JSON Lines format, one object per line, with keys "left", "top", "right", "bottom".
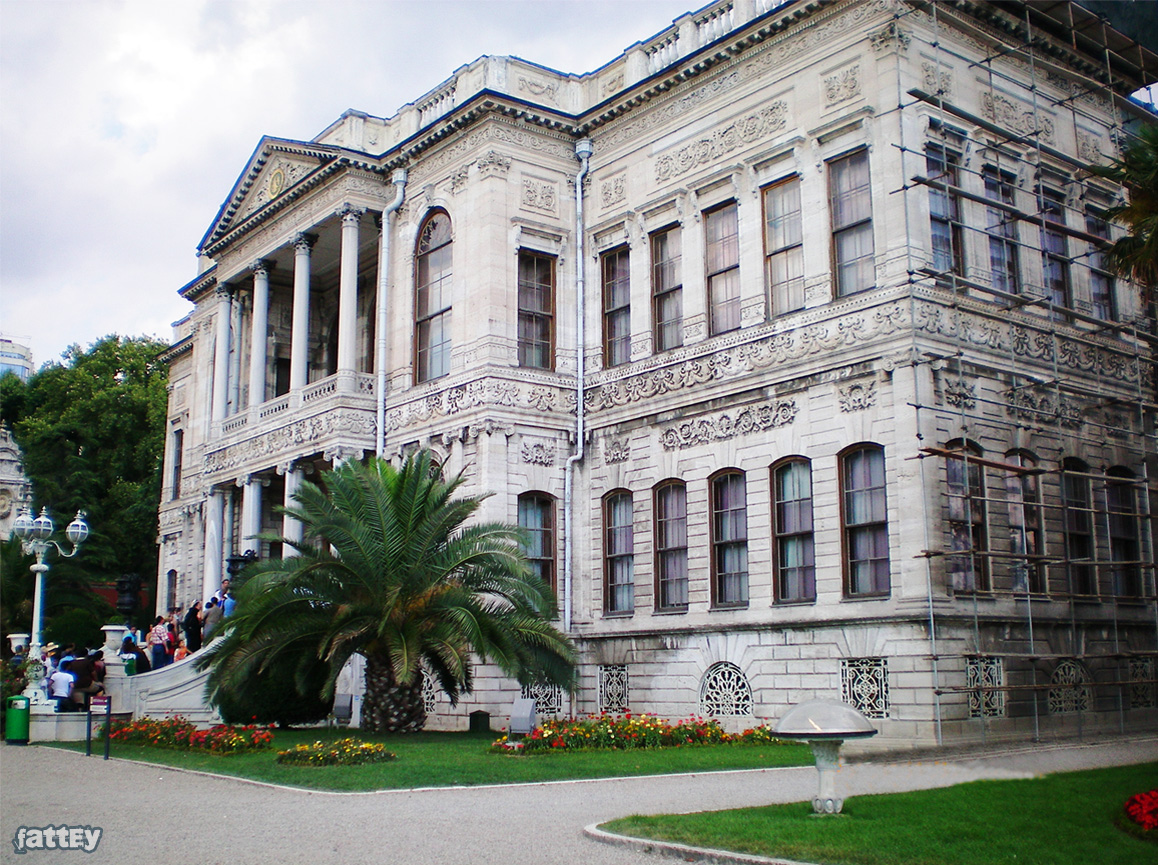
{"left": 362, "top": 654, "right": 426, "bottom": 734}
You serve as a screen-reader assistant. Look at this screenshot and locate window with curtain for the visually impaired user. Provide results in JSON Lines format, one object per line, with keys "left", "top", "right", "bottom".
{"left": 1040, "top": 187, "right": 1071, "bottom": 318}
{"left": 773, "top": 459, "right": 815, "bottom": 602}
{"left": 655, "top": 481, "right": 688, "bottom": 611}
{"left": 604, "top": 491, "right": 634, "bottom": 613}
{"left": 1085, "top": 209, "right": 1117, "bottom": 321}
{"left": 1107, "top": 468, "right": 1141, "bottom": 597}
{"left": 712, "top": 470, "right": 748, "bottom": 607}
{"left": 1005, "top": 450, "right": 1046, "bottom": 594}
{"left": 518, "top": 251, "right": 555, "bottom": 369}
{"left": 518, "top": 493, "right": 555, "bottom": 589}
{"left": 415, "top": 211, "right": 452, "bottom": 382}
{"left": 927, "top": 144, "right": 965, "bottom": 280}
{"left": 764, "top": 176, "right": 804, "bottom": 313}
{"left": 652, "top": 227, "right": 683, "bottom": 351}
{"left": 1062, "top": 458, "right": 1096, "bottom": 596}
{"left": 984, "top": 167, "right": 1020, "bottom": 294}
{"left": 946, "top": 440, "right": 990, "bottom": 591}
{"left": 843, "top": 445, "right": 889, "bottom": 596}
{"left": 602, "top": 248, "right": 631, "bottom": 366}
{"left": 830, "top": 150, "right": 874, "bottom": 296}
{"left": 705, "top": 204, "right": 740, "bottom": 334}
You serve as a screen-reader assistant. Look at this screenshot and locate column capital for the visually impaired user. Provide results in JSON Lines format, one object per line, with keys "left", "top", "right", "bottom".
{"left": 251, "top": 258, "right": 275, "bottom": 276}
{"left": 215, "top": 284, "right": 234, "bottom": 301}
{"left": 293, "top": 232, "right": 318, "bottom": 252}
{"left": 340, "top": 205, "right": 366, "bottom": 225}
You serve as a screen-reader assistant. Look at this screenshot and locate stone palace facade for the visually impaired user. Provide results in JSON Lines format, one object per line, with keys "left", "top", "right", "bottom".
{"left": 158, "top": 0, "right": 1158, "bottom": 746}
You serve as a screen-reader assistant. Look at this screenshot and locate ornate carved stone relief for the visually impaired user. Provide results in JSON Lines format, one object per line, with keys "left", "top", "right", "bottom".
{"left": 654, "top": 101, "right": 788, "bottom": 183}
{"left": 603, "top": 439, "right": 631, "bottom": 464}
{"left": 601, "top": 174, "right": 627, "bottom": 208}
{"left": 521, "top": 179, "right": 558, "bottom": 214}
{"left": 837, "top": 380, "right": 876, "bottom": 412}
{"left": 824, "top": 65, "right": 861, "bottom": 106}
{"left": 408, "top": 123, "right": 569, "bottom": 185}
{"left": 660, "top": 400, "right": 797, "bottom": 450}
{"left": 921, "top": 62, "right": 952, "bottom": 98}
{"left": 517, "top": 76, "right": 558, "bottom": 103}
{"left": 870, "top": 21, "right": 910, "bottom": 53}
{"left": 980, "top": 93, "right": 1055, "bottom": 144}
{"left": 521, "top": 441, "right": 555, "bottom": 465}
{"left": 944, "top": 379, "right": 977, "bottom": 409}
{"left": 476, "top": 150, "right": 512, "bottom": 178}
{"left": 1005, "top": 389, "right": 1083, "bottom": 429}
{"left": 1076, "top": 133, "right": 1103, "bottom": 165}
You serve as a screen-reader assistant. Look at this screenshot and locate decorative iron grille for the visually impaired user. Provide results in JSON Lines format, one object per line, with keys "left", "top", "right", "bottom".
{"left": 598, "top": 664, "right": 629, "bottom": 713}
{"left": 521, "top": 681, "right": 563, "bottom": 715}
{"left": 1048, "top": 659, "right": 1092, "bottom": 714}
{"left": 421, "top": 669, "right": 437, "bottom": 714}
{"left": 966, "top": 656, "right": 1005, "bottom": 718}
{"left": 1130, "top": 657, "right": 1156, "bottom": 709}
{"left": 698, "top": 662, "right": 753, "bottom": 716}
{"left": 841, "top": 658, "right": 889, "bottom": 719}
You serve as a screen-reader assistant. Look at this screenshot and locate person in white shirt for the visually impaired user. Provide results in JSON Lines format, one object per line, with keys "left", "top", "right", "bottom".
{"left": 48, "top": 660, "right": 76, "bottom": 711}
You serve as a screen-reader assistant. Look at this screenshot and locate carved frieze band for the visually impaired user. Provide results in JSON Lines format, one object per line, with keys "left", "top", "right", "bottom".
{"left": 980, "top": 93, "right": 1055, "bottom": 144}
{"left": 408, "top": 122, "right": 571, "bottom": 184}
{"left": 585, "top": 300, "right": 1141, "bottom": 414}
{"left": 660, "top": 400, "right": 798, "bottom": 450}
{"left": 654, "top": 101, "right": 787, "bottom": 183}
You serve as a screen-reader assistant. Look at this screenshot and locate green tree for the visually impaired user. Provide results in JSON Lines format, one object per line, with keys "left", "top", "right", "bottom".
{"left": 0, "top": 335, "right": 169, "bottom": 629}
{"left": 1089, "top": 122, "right": 1158, "bottom": 287}
{"left": 199, "top": 451, "right": 577, "bottom": 733}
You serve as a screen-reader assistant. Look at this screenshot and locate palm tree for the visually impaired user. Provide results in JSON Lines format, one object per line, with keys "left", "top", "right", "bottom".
{"left": 1089, "top": 122, "right": 1158, "bottom": 288}
{"left": 198, "top": 451, "right": 576, "bottom": 733}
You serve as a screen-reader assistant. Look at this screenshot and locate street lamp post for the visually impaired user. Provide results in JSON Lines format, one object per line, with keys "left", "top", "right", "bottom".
{"left": 11, "top": 506, "right": 89, "bottom": 702}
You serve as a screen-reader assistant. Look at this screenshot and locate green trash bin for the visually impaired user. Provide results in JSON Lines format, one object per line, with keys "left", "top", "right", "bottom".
{"left": 6, "top": 695, "right": 30, "bottom": 745}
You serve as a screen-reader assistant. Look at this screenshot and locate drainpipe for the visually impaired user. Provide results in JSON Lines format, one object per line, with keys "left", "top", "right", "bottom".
{"left": 564, "top": 139, "right": 592, "bottom": 633}
{"left": 376, "top": 168, "right": 408, "bottom": 458}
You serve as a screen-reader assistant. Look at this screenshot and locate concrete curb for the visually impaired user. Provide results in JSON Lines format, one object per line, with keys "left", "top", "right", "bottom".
{"left": 584, "top": 822, "right": 820, "bottom": 865}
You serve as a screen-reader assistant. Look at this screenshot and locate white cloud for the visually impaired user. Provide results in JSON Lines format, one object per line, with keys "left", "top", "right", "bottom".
{"left": 1, "top": 0, "right": 692, "bottom": 367}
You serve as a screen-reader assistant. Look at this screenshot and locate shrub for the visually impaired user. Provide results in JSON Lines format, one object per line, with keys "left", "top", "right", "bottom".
{"left": 276, "top": 738, "right": 396, "bottom": 766}
{"left": 211, "top": 647, "right": 333, "bottom": 727}
{"left": 493, "top": 713, "right": 788, "bottom": 753}
{"left": 107, "top": 716, "right": 273, "bottom": 755}
{"left": 1124, "top": 790, "right": 1158, "bottom": 832}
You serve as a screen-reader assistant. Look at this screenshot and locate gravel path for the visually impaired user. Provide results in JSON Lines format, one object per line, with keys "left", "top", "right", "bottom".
{"left": 1, "top": 736, "right": 1154, "bottom": 865}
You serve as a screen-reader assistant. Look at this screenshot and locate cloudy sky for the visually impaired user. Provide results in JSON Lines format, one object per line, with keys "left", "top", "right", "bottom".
{"left": 1, "top": 0, "right": 696, "bottom": 369}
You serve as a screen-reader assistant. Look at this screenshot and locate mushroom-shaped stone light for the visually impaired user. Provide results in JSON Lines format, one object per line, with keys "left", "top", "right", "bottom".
{"left": 773, "top": 699, "right": 877, "bottom": 814}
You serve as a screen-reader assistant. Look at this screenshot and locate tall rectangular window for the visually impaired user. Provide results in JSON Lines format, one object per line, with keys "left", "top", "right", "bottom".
{"left": 1086, "top": 210, "right": 1116, "bottom": 321}
{"left": 927, "top": 144, "right": 965, "bottom": 280}
{"left": 1062, "top": 459, "right": 1096, "bottom": 596}
{"left": 415, "top": 212, "right": 453, "bottom": 382}
{"left": 652, "top": 227, "right": 683, "bottom": 351}
{"left": 705, "top": 204, "right": 740, "bottom": 335}
{"left": 602, "top": 248, "right": 631, "bottom": 367}
{"left": 1107, "top": 469, "right": 1141, "bottom": 598}
{"left": 604, "top": 492, "right": 634, "bottom": 613}
{"left": 655, "top": 481, "right": 688, "bottom": 611}
{"left": 712, "top": 471, "right": 748, "bottom": 607}
{"left": 946, "top": 443, "right": 990, "bottom": 592}
{"left": 843, "top": 445, "right": 889, "bottom": 596}
{"left": 764, "top": 177, "right": 804, "bottom": 314}
{"left": 830, "top": 150, "right": 874, "bottom": 296}
{"left": 518, "top": 493, "right": 555, "bottom": 590}
{"left": 1040, "top": 188, "right": 1071, "bottom": 317}
{"left": 1006, "top": 451, "right": 1046, "bottom": 594}
{"left": 518, "top": 252, "right": 555, "bottom": 369}
{"left": 984, "top": 168, "right": 1020, "bottom": 294}
{"left": 773, "top": 460, "right": 815, "bottom": 602}
{"left": 170, "top": 429, "right": 184, "bottom": 501}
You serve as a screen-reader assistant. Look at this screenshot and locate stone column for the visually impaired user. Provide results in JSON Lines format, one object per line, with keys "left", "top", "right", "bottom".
{"left": 338, "top": 208, "right": 363, "bottom": 378}
{"left": 290, "top": 233, "right": 317, "bottom": 391}
{"left": 239, "top": 475, "right": 263, "bottom": 555}
{"left": 211, "top": 286, "right": 232, "bottom": 423}
{"left": 282, "top": 465, "right": 303, "bottom": 554}
{"left": 248, "top": 259, "right": 272, "bottom": 407}
{"left": 203, "top": 489, "right": 225, "bottom": 601}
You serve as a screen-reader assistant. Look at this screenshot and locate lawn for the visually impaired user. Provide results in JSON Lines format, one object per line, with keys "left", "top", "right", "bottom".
{"left": 603, "top": 761, "right": 1158, "bottom": 865}
{"left": 48, "top": 727, "right": 812, "bottom": 792}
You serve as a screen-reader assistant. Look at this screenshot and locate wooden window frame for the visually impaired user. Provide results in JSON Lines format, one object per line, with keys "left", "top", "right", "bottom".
{"left": 705, "top": 203, "right": 741, "bottom": 335}
{"left": 654, "top": 480, "right": 688, "bottom": 612}
{"left": 603, "top": 490, "right": 634, "bottom": 614}
{"left": 602, "top": 247, "right": 631, "bottom": 367}
{"left": 517, "top": 251, "right": 555, "bottom": 369}
{"left": 414, "top": 210, "right": 453, "bottom": 383}
{"left": 841, "top": 444, "right": 890, "bottom": 597}
{"left": 772, "top": 457, "right": 815, "bottom": 603}
{"left": 829, "top": 149, "right": 875, "bottom": 297}
{"left": 710, "top": 469, "right": 749, "bottom": 608}
{"left": 651, "top": 226, "right": 683, "bottom": 351}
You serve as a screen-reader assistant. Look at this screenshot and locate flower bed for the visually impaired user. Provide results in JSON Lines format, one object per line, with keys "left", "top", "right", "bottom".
{"left": 493, "top": 713, "right": 789, "bottom": 753}
{"left": 276, "top": 738, "right": 396, "bottom": 766}
{"left": 107, "top": 717, "right": 273, "bottom": 755}
{"left": 1124, "top": 790, "right": 1158, "bottom": 832}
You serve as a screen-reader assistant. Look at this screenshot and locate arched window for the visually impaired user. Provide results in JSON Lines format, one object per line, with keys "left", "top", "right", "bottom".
{"left": 415, "top": 211, "right": 452, "bottom": 382}
{"left": 604, "top": 491, "right": 634, "bottom": 614}
{"left": 945, "top": 439, "right": 989, "bottom": 591}
{"left": 842, "top": 444, "right": 889, "bottom": 596}
{"left": 1005, "top": 450, "right": 1045, "bottom": 594}
{"left": 711, "top": 470, "right": 748, "bottom": 607}
{"left": 654, "top": 480, "right": 688, "bottom": 611}
{"left": 772, "top": 458, "right": 814, "bottom": 603}
{"left": 517, "top": 492, "right": 555, "bottom": 589}
{"left": 1061, "top": 458, "right": 1095, "bottom": 596}
{"left": 1107, "top": 467, "right": 1141, "bottom": 597}
{"left": 698, "top": 662, "right": 753, "bottom": 717}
